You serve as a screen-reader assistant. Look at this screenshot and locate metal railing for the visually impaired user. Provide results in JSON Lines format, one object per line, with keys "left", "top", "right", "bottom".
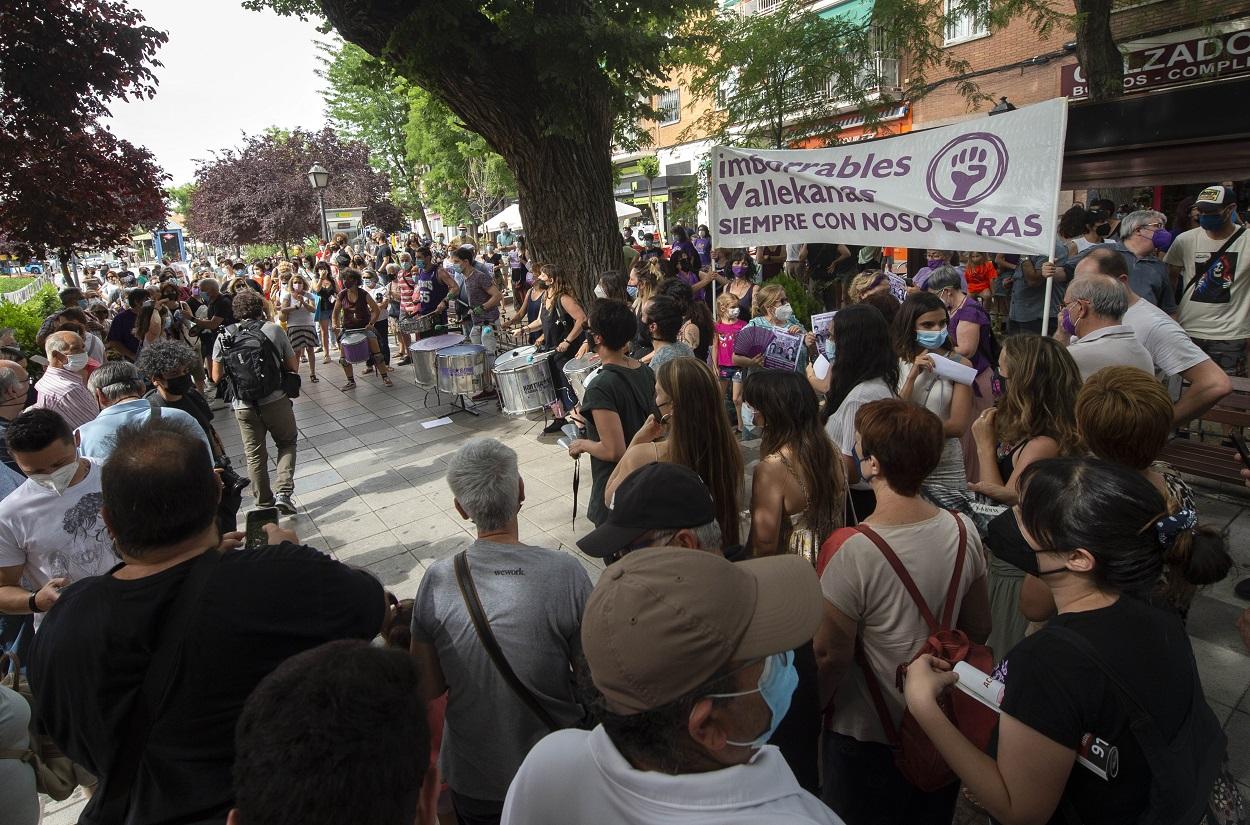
{"left": 0, "top": 274, "right": 51, "bottom": 305}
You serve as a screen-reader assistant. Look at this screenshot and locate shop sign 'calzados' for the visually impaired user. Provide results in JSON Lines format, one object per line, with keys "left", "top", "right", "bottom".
{"left": 710, "top": 97, "right": 1067, "bottom": 258}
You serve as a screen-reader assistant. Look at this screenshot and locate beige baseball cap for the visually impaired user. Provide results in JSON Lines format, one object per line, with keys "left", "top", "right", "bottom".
{"left": 581, "top": 547, "right": 824, "bottom": 715}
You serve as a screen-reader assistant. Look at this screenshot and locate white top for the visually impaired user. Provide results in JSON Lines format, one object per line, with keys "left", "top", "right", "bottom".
{"left": 502, "top": 726, "right": 846, "bottom": 825}
{"left": 786, "top": 243, "right": 804, "bottom": 262}
{"left": 1165, "top": 226, "right": 1250, "bottom": 339}
{"left": 1122, "top": 299, "right": 1207, "bottom": 378}
{"left": 824, "top": 378, "right": 894, "bottom": 491}
{"left": 0, "top": 459, "right": 117, "bottom": 628}
{"left": 279, "top": 288, "right": 316, "bottom": 326}
{"left": 1067, "top": 324, "right": 1155, "bottom": 383}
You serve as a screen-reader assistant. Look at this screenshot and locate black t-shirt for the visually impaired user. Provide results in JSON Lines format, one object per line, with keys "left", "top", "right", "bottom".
{"left": 374, "top": 243, "right": 394, "bottom": 266}
{"left": 580, "top": 363, "right": 656, "bottom": 526}
{"left": 28, "top": 543, "right": 384, "bottom": 825}
{"left": 146, "top": 388, "right": 217, "bottom": 457}
{"left": 208, "top": 293, "right": 234, "bottom": 327}
{"left": 997, "top": 596, "right": 1196, "bottom": 825}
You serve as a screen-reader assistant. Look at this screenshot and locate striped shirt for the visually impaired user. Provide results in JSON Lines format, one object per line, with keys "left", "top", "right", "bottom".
{"left": 33, "top": 367, "right": 99, "bottom": 430}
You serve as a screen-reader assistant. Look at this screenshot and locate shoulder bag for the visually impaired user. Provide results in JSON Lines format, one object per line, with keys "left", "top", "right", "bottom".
{"left": 853, "top": 512, "right": 996, "bottom": 792}
{"left": 452, "top": 551, "right": 559, "bottom": 732}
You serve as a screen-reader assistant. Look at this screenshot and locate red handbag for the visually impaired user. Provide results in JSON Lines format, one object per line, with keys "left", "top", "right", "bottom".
{"left": 853, "top": 512, "right": 996, "bottom": 792}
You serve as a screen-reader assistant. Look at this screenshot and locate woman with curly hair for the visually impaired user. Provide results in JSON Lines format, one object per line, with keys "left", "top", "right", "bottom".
{"left": 971, "top": 333, "right": 1082, "bottom": 659}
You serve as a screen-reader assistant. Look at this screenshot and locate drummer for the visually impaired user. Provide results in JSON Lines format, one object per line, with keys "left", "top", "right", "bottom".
{"left": 331, "top": 268, "right": 393, "bottom": 389}
{"left": 412, "top": 246, "right": 461, "bottom": 337}
{"left": 451, "top": 248, "right": 503, "bottom": 402}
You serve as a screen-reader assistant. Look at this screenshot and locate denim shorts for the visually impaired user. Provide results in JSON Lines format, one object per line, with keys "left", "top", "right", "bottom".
{"left": 718, "top": 365, "right": 743, "bottom": 382}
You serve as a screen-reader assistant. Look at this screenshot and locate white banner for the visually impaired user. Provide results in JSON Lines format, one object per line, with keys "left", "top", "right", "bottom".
{"left": 710, "top": 98, "right": 1068, "bottom": 258}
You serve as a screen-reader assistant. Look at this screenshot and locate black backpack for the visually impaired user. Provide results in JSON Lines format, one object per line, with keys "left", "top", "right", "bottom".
{"left": 218, "top": 320, "right": 283, "bottom": 402}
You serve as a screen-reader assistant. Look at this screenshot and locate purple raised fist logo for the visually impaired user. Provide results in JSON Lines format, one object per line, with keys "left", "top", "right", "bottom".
{"left": 926, "top": 132, "right": 1009, "bottom": 230}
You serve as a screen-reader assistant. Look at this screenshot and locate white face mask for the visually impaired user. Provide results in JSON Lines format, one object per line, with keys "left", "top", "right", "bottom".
{"left": 594, "top": 284, "right": 608, "bottom": 299}
{"left": 65, "top": 352, "right": 89, "bottom": 372}
{"left": 727, "top": 307, "right": 741, "bottom": 320}
{"left": 774, "top": 303, "right": 794, "bottom": 323}
{"left": 29, "top": 459, "right": 79, "bottom": 496}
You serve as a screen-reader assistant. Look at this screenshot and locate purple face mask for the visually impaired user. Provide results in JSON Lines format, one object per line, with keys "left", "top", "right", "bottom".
{"left": 1151, "top": 229, "right": 1174, "bottom": 252}
{"left": 1061, "top": 306, "right": 1078, "bottom": 337}
{"left": 731, "top": 265, "right": 746, "bottom": 277}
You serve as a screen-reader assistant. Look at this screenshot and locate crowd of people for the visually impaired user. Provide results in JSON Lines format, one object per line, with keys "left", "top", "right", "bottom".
{"left": 0, "top": 183, "right": 1249, "bottom": 825}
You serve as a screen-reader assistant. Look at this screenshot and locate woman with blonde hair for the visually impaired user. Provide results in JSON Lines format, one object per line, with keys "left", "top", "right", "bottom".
{"left": 606, "top": 357, "right": 743, "bottom": 545}
{"left": 971, "top": 333, "right": 1082, "bottom": 659}
{"left": 280, "top": 273, "right": 320, "bottom": 383}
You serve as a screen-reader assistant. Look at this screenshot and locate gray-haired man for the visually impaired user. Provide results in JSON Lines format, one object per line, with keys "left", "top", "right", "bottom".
{"left": 410, "top": 437, "right": 591, "bottom": 825}
{"left": 76, "top": 362, "right": 209, "bottom": 460}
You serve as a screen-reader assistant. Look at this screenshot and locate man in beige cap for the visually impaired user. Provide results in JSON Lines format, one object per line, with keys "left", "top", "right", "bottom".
{"left": 501, "top": 547, "right": 843, "bottom": 825}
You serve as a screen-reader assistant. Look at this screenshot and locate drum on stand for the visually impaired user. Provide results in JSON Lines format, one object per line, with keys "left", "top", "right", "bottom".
{"left": 437, "top": 344, "right": 487, "bottom": 396}
{"left": 410, "top": 333, "right": 465, "bottom": 388}
{"left": 494, "top": 349, "right": 556, "bottom": 417}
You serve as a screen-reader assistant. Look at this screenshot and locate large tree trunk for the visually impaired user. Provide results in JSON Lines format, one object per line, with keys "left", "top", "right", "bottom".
{"left": 410, "top": 189, "right": 433, "bottom": 239}
{"left": 1075, "top": 0, "right": 1123, "bottom": 102}
{"left": 318, "top": 0, "right": 621, "bottom": 302}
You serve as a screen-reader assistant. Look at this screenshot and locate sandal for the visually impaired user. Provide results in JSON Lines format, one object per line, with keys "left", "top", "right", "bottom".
{"left": 382, "top": 375, "right": 394, "bottom": 387}
{"left": 310, "top": 375, "right": 319, "bottom": 383}
{"left": 321, "top": 357, "right": 331, "bottom": 365}
{"left": 341, "top": 379, "right": 356, "bottom": 391}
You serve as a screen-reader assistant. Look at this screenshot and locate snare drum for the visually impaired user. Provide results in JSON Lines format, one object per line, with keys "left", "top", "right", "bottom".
{"left": 411, "top": 333, "right": 465, "bottom": 387}
{"left": 494, "top": 349, "right": 556, "bottom": 416}
{"left": 339, "top": 330, "right": 372, "bottom": 364}
{"left": 562, "top": 357, "right": 602, "bottom": 402}
{"left": 436, "top": 344, "right": 487, "bottom": 395}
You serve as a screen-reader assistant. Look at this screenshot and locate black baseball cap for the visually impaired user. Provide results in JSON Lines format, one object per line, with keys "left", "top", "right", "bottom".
{"left": 577, "top": 462, "right": 716, "bottom": 559}
{"left": 1195, "top": 185, "right": 1237, "bottom": 213}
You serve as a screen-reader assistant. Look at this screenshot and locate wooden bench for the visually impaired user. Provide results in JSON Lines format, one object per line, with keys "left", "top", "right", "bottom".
{"left": 1158, "top": 377, "right": 1250, "bottom": 486}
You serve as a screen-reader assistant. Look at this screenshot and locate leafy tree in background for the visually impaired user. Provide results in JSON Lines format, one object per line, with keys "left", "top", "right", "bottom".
{"left": 405, "top": 87, "right": 515, "bottom": 232}
{"left": 0, "top": 0, "right": 168, "bottom": 282}
{"left": 166, "top": 183, "right": 197, "bottom": 220}
{"left": 188, "top": 128, "right": 400, "bottom": 255}
{"left": 245, "top": 0, "right": 713, "bottom": 296}
{"left": 319, "top": 40, "right": 435, "bottom": 237}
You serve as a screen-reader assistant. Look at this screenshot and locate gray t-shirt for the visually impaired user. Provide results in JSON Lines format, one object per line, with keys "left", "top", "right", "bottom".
{"left": 1011, "top": 239, "right": 1068, "bottom": 323}
{"left": 212, "top": 320, "right": 295, "bottom": 410}
{"left": 649, "top": 341, "right": 695, "bottom": 372}
{"left": 411, "top": 539, "right": 592, "bottom": 800}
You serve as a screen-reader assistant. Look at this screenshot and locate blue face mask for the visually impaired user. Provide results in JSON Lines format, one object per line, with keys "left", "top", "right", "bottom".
{"left": 916, "top": 328, "right": 948, "bottom": 350}
{"left": 708, "top": 651, "right": 799, "bottom": 749}
{"left": 850, "top": 444, "right": 875, "bottom": 483}
{"left": 626, "top": 285, "right": 638, "bottom": 298}
{"left": 1198, "top": 212, "right": 1228, "bottom": 232}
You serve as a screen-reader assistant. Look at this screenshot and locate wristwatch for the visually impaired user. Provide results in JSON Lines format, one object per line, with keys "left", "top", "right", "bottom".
{"left": 29, "top": 592, "right": 42, "bottom": 613}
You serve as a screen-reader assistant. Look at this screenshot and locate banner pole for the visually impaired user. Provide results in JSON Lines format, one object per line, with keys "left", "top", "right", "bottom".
{"left": 1041, "top": 264, "right": 1054, "bottom": 337}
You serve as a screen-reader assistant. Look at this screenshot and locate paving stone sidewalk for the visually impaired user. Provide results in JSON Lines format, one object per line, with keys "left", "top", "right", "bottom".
{"left": 41, "top": 359, "right": 1250, "bottom": 822}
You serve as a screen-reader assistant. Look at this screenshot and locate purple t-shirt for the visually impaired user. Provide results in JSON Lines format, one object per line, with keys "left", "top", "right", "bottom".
{"left": 949, "top": 299, "right": 992, "bottom": 375}
{"left": 692, "top": 236, "right": 712, "bottom": 267}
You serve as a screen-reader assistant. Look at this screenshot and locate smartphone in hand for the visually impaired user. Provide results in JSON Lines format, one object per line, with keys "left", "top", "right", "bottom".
{"left": 245, "top": 507, "right": 280, "bottom": 550}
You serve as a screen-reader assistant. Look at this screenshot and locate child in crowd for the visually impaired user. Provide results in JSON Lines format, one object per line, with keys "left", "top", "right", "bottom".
{"left": 963, "top": 250, "right": 997, "bottom": 302}
{"left": 715, "top": 293, "right": 747, "bottom": 433}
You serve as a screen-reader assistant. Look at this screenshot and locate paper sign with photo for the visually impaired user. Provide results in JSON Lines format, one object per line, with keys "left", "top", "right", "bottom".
{"left": 810, "top": 311, "right": 836, "bottom": 349}
{"left": 763, "top": 330, "right": 804, "bottom": 371}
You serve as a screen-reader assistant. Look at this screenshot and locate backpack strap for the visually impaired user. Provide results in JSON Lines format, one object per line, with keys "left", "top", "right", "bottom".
{"left": 855, "top": 523, "right": 940, "bottom": 634}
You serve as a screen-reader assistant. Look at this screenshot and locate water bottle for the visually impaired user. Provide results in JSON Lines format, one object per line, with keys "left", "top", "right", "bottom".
{"left": 481, "top": 323, "right": 497, "bottom": 355}
{"left": 470, "top": 324, "right": 482, "bottom": 346}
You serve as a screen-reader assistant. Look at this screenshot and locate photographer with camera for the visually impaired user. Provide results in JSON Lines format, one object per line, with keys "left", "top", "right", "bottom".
{"left": 137, "top": 340, "right": 249, "bottom": 533}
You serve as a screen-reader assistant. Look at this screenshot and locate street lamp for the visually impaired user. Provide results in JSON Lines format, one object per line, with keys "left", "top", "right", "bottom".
{"left": 307, "top": 163, "right": 330, "bottom": 244}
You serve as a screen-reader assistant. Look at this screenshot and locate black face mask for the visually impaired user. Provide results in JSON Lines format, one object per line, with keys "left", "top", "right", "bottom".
{"left": 164, "top": 373, "right": 193, "bottom": 396}
{"left": 1095, "top": 222, "right": 1112, "bottom": 237}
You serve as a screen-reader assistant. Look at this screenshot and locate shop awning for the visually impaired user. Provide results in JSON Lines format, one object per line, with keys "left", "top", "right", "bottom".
{"left": 1062, "top": 76, "right": 1250, "bottom": 189}
{"left": 816, "top": 0, "right": 874, "bottom": 24}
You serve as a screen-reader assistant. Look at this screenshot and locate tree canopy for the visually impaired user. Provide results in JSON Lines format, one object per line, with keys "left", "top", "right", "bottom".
{"left": 248, "top": 0, "right": 717, "bottom": 292}
{"left": 0, "top": 0, "right": 168, "bottom": 269}
{"left": 187, "top": 127, "right": 400, "bottom": 247}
